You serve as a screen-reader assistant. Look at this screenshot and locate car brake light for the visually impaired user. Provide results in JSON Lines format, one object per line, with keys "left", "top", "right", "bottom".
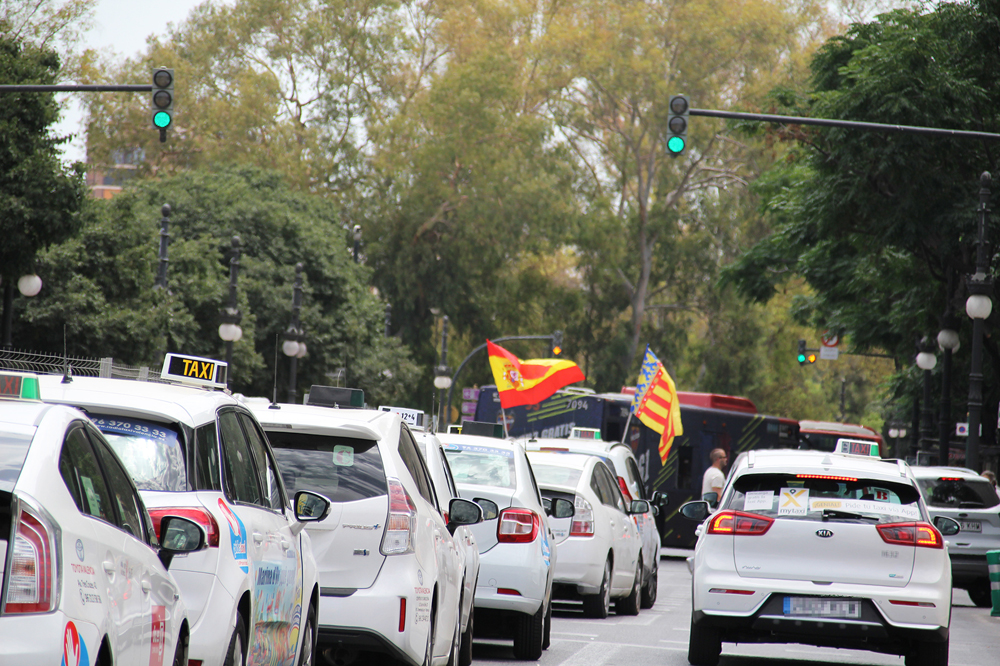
{"left": 938, "top": 477, "right": 962, "bottom": 481}
{"left": 889, "top": 599, "right": 936, "bottom": 607}
{"left": 570, "top": 495, "right": 595, "bottom": 537}
{"left": 382, "top": 478, "right": 416, "bottom": 555}
{"left": 617, "top": 477, "right": 634, "bottom": 502}
{"left": 709, "top": 588, "right": 755, "bottom": 595}
{"left": 4, "top": 504, "right": 58, "bottom": 614}
{"left": 398, "top": 598, "right": 406, "bottom": 632}
{"left": 796, "top": 474, "right": 858, "bottom": 482}
{"left": 876, "top": 522, "right": 943, "bottom": 549}
{"left": 148, "top": 507, "right": 220, "bottom": 547}
{"left": 497, "top": 508, "right": 539, "bottom": 543}
{"left": 707, "top": 511, "right": 774, "bottom": 536}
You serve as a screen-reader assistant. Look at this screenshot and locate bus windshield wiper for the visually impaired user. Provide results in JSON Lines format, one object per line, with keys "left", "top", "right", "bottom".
{"left": 821, "top": 509, "right": 880, "bottom": 522}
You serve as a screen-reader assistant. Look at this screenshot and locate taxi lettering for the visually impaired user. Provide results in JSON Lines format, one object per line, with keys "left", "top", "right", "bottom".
{"left": 181, "top": 359, "right": 216, "bottom": 380}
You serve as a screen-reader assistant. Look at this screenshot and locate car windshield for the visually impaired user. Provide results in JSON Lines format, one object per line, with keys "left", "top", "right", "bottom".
{"left": 727, "top": 472, "right": 924, "bottom": 524}
{"left": 530, "top": 463, "right": 583, "bottom": 488}
{"left": 443, "top": 443, "right": 516, "bottom": 489}
{"left": 91, "top": 414, "right": 187, "bottom": 491}
{"left": 267, "top": 431, "right": 387, "bottom": 502}
{"left": 916, "top": 477, "right": 1000, "bottom": 509}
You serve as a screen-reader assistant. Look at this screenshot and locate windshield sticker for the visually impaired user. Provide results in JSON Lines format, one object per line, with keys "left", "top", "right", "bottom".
{"left": 61, "top": 621, "right": 90, "bottom": 666}
{"left": 810, "top": 498, "right": 920, "bottom": 519}
{"left": 743, "top": 491, "right": 774, "bottom": 511}
{"left": 218, "top": 498, "right": 249, "bottom": 574}
{"left": 333, "top": 445, "right": 354, "bottom": 466}
{"left": 778, "top": 488, "right": 809, "bottom": 515}
{"left": 443, "top": 443, "right": 514, "bottom": 457}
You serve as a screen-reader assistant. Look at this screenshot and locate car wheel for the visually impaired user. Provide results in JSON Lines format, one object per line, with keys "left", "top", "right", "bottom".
{"left": 967, "top": 584, "right": 993, "bottom": 608}
{"left": 297, "top": 603, "right": 317, "bottom": 666}
{"left": 582, "top": 559, "right": 612, "bottom": 619}
{"left": 512, "top": 602, "right": 544, "bottom": 660}
{"left": 459, "top": 605, "right": 474, "bottom": 666}
{"left": 172, "top": 629, "right": 188, "bottom": 666}
{"left": 542, "top": 599, "right": 552, "bottom": 650}
{"left": 616, "top": 559, "right": 641, "bottom": 616}
{"left": 687, "top": 613, "right": 721, "bottom": 666}
{"left": 904, "top": 637, "right": 949, "bottom": 666}
{"left": 641, "top": 558, "right": 658, "bottom": 609}
{"left": 223, "top": 611, "right": 247, "bottom": 666}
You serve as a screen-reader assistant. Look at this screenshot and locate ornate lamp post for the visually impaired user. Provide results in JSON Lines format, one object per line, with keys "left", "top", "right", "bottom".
{"left": 353, "top": 225, "right": 362, "bottom": 264}
{"left": 432, "top": 315, "right": 452, "bottom": 430}
{"left": 154, "top": 204, "right": 171, "bottom": 290}
{"left": 915, "top": 337, "right": 938, "bottom": 459}
{"left": 218, "top": 237, "right": 243, "bottom": 388}
{"left": 965, "top": 172, "right": 993, "bottom": 473}
{"left": 937, "top": 314, "right": 960, "bottom": 466}
{"left": 282, "top": 263, "right": 307, "bottom": 403}
{"left": 1, "top": 273, "right": 43, "bottom": 349}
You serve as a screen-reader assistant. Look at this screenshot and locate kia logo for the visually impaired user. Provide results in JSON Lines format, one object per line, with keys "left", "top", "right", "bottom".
{"left": 815, "top": 529, "right": 834, "bottom": 538}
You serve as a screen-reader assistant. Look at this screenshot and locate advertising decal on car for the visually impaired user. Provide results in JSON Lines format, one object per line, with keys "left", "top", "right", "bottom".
{"left": 61, "top": 621, "right": 89, "bottom": 666}
{"left": 217, "top": 498, "right": 249, "bottom": 573}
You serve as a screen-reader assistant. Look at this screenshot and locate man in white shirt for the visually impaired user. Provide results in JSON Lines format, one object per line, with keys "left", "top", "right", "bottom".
{"left": 702, "top": 448, "right": 728, "bottom": 505}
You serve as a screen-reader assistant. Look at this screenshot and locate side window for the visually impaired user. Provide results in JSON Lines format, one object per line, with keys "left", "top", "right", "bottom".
{"left": 590, "top": 471, "right": 605, "bottom": 504}
{"left": 397, "top": 426, "right": 436, "bottom": 508}
{"left": 596, "top": 464, "right": 625, "bottom": 511}
{"left": 439, "top": 448, "right": 459, "bottom": 498}
{"left": 89, "top": 429, "right": 146, "bottom": 541}
{"left": 238, "top": 413, "right": 284, "bottom": 511}
{"left": 525, "top": 456, "right": 543, "bottom": 506}
{"left": 195, "top": 423, "right": 222, "bottom": 491}
{"left": 219, "top": 410, "right": 263, "bottom": 506}
{"left": 625, "top": 457, "right": 646, "bottom": 499}
{"left": 59, "top": 426, "right": 115, "bottom": 525}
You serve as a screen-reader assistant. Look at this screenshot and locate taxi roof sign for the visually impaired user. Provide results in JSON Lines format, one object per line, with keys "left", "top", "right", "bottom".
{"left": 570, "top": 427, "right": 601, "bottom": 441}
{"left": 0, "top": 371, "right": 41, "bottom": 400}
{"left": 379, "top": 406, "right": 427, "bottom": 430}
{"left": 835, "top": 438, "right": 880, "bottom": 458}
{"left": 160, "top": 353, "right": 228, "bottom": 389}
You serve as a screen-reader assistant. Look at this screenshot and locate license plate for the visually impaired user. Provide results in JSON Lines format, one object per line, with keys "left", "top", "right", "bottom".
{"left": 783, "top": 597, "right": 861, "bottom": 618}
{"left": 960, "top": 520, "right": 982, "bottom": 532}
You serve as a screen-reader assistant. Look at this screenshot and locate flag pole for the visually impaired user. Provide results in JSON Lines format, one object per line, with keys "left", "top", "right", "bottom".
{"left": 501, "top": 407, "right": 510, "bottom": 438}
{"left": 621, "top": 411, "right": 633, "bottom": 443}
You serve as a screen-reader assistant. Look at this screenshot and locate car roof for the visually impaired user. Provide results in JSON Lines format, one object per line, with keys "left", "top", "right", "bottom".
{"left": 37, "top": 374, "right": 237, "bottom": 426}
{"left": 737, "top": 448, "right": 910, "bottom": 483}
{"left": 0, "top": 399, "right": 54, "bottom": 427}
{"left": 246, "top": 402, "right": 398, "bottom": 442}
{"left": 438, "top": 432, "right": 522, "bottom": 452}
{"left": 908, "top": 465, "right": 983, "bottom": 479}
{"left": 526, "top": 450, "right": 597, "bottom": 470}
{"left": 520, "top": 436, "right": 623, "bottom": 455}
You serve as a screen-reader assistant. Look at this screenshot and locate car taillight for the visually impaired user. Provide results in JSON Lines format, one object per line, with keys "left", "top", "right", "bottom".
{"left": 877, "top": 522, "right": 943, "bottom": 549}
{"left": 570, "top": 495, "right": 595, "bottom": 537}
{"left": 4, "top": 504, "right": 58, "bottom": 614}
{"left": 497, "top": 508, "right": 539, "bottom": 543}
{"left": 707, "top": 511, "right": 774, "bottom": 536}
{"left": 382, "top": 478, "right": 416, "bottom": 555}
{"left": 617, "top": 477, "right": 633, "bottom": 502}
{"left": 148, "top": 507, "right": 220, "bottom": 548}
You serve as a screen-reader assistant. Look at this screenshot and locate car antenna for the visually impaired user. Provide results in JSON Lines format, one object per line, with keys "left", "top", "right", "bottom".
{"left": 61, "top": 324, "right": 73, "bottom": 383}
{"left": 269, "top": 333, "right": 280, "bottom": 409}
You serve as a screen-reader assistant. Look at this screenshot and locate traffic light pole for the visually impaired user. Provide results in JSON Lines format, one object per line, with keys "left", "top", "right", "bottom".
{"left": 0, "top": 84, "right": 152, "bottom": 92}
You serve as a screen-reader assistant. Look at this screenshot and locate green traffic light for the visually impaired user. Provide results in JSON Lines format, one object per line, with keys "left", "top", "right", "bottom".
{"left": 153, "top": 111, "right": 172, "bottom": 129}
{"left": 797, "top": 354, "right": 806, "bottom": 363}
{"left": 667, "top": 135, "right": 685, "bottom": 154}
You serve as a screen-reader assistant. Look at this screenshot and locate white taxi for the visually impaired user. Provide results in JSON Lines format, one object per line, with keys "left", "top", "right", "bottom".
{"left": 522, "top": 432, "right": 668, "bottom": 608}
{"left": 681, "top": 440, "right": 959, "bottom": 666}
{"left": 37, "top": 354, "right": 331, "bottom": 666}
{"left": 247, "top": 396, "right": 483, "bottom": 666}
{"left": 526, "top": 450, "right": 645, "bottom": 618}
{"left": 439, "top": 431, "right": 557, "bottom": 660}
{"left": 0, "top": 371, "right": 205, "bottom": 666}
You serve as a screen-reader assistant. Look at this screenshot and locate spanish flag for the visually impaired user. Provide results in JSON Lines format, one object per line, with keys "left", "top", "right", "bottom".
{"left": 487, "top": 340, "right": 586, "bottom": 409}
{"left": 632, "top": 346, "right": 683, "bottom": 464}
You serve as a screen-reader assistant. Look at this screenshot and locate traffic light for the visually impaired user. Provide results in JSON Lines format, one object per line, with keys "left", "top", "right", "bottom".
{"left": 152, "top": 67, "right": 174, "bottom": 140}
{"left": 797, "top": 339, "right": 816, "bottom": 365}
{"left": 667, "top": 94, "right": 689, "bottom": 157}
{"left": 551, "top": 330, "right": 563, "bottom": 357}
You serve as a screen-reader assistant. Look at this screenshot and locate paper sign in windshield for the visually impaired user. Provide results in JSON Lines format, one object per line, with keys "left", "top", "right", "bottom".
{"left": 809, "top": 498, "right": 920, "bottom": 520}
{"left": 333, "top": 445, "right": 354, "bottom": 466}
{"left": 778, "top": 488, "right": 809, "bottom": 515}
{"left": 743, "top": 491, "right": 774, "bottom": 511}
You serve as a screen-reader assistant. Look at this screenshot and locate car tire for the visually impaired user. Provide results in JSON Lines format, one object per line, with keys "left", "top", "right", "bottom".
{"left": 512, "top": 602, "right": 544, "bottom": 660}
{"left": 967, "top": 584, "right": 993, "bottom": 608}
{"left": 172, "top": 629, "right": 188, "bottom": 666}
{"left": 641, "top": 558, "right": 658, "bottom": 609}
{"left": 459, "top": 605, "right": 474, "bottom": 666}
{"left": 687, "top": 613, "right": 721, "bottom": 666}
{"left": 223, "top": 611, "right": 247, "bottom": 666}
{"left": 542, "top": 599, "right": 552, "bottom": 650}
{"left": 582, "top": 559, "right": 612, "bottom": 619}
{"left": 905, "top": 637, "right": 949, "bottom": 666}
{"left": 616, "top": 559, "right": 642, "bottom": 616}
{"left": 297, "top": 603, "right": 317, "bottom": 666}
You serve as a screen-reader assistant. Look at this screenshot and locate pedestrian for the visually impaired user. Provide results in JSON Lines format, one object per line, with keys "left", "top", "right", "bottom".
{"left": 702, "top": 448, "right": 728, "bottom": 505}
{"left": 981, "top": 470, "right": 1000, "bottom": 499}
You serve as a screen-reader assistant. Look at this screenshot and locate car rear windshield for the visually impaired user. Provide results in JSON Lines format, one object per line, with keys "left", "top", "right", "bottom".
{"left": 267, "top": 431, "right": 387, "bottom": 502}
{"left": 91, "top": 414, "right": 187, "bottom": 492}
{"left": 530, "top": 464, "right": 583, "bottom": 488}
{"left": 916, "top": 477, "right": 1000, "bottom": 509}
{"left": 728, "top": 472, "right": 923, "bottom": 524}
{"left": 443, "top": 444, "right": 516, "bottom": 489}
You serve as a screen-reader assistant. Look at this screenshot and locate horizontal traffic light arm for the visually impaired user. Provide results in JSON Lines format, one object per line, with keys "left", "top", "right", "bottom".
{"left": 0, "top": 84, "right": 153, "bottom": 93}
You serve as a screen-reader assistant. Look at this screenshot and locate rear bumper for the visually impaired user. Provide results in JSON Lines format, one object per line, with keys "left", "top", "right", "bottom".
{"left": 474, "top": 543, "right": 548, "bottom": 616}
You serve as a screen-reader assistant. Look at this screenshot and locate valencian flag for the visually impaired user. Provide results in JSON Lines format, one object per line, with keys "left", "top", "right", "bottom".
{"left": 632, "top": 346, "right": 683, "bottom": 464}
{"left": 487, "top": 340, "right": 586, "bottom": 409}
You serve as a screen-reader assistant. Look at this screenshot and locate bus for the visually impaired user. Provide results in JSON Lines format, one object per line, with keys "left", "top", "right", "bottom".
{"left": 797, "top": 420, "right": 883, "bottom": 452}
{"left": 473, "top": 386, "right": 798, "bottom": 549}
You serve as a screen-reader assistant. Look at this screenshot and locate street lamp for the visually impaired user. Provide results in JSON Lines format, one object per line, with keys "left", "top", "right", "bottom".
{"left": 218, "top": 237, "right": 242, "bottom": 388}
{"left": 937, "top": 313, "right": 960, "bottom": 467}
{"left": 434, "top": 315, "right": 451, "bottom": 429}
{"left": 915, "top": 337, "right": 937, "bottom": 458}
{"left": 353, "top": 225, "right": 362, "bottom": 264}
{"left": 1, "top": 273, "right": 44, "bottom": 348}
{"left": 965, "top": 171, "right": 992, "bottom": 473}
{"left": 283, "top": 263, "right": 306, "bottom": 403}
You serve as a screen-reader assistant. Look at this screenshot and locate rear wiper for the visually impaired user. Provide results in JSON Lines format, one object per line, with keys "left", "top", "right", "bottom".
{"left": 821, "top": 509, "right": 880, "bottom": 522}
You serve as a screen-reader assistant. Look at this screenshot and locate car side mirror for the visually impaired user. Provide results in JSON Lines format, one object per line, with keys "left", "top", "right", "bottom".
{"left": 294, "top": 490, "right": 332, "bottom": 523}
{"left": 630, "top": 499, "right": 651, "bottom": 515}
{"left": 546, "top": 497, "right": 574, "bottom": 519}
{"left": 679, "top": 500, "right": 711, "bottom": 523}
{"left": 651, "top": 490, "right": 669, "bottom": 508}
{"left": 447, "top": 498, "right": 484, "bottom": 535}
{"left": 474, "top": 498, "right": 499, "bottom": 521}
{"left": 702, "top": 491, "right": 719, "bottom": 508}
{"left": 158, "top": 516, "right": 207, "bottom": 570}
{"left": 933, "top": 515, "right": 961, "bottom": 537}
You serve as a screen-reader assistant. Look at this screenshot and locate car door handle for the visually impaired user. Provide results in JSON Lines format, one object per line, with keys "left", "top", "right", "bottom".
{"left": 141, "top": 579, "right": 152, "bottom": 594}
{"left": 103, "top": 560, "right": 116, "bottom": 581}
{"left": 253, "top": 532, "right": 264, "bottom": 545}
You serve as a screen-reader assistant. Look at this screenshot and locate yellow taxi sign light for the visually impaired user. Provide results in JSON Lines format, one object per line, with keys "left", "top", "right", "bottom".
{"left": 835, "top": 438, "right": 879, "bottom": 458}
{"left": 0, "top": 372, "right": 41, "bottom": 400}
{"left": 160, "top": 353, "right": 228, "bottom": 389}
